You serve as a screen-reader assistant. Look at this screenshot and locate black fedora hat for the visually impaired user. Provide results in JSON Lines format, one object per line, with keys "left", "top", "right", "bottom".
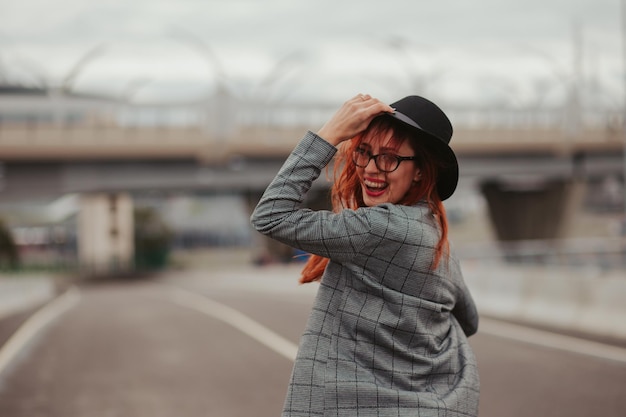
{"left": 384, "top": 95, "right": 458, "bottom": 201}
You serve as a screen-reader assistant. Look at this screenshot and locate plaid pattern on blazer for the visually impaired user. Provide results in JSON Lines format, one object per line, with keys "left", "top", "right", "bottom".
{"left": 251, "top": 132, "right": 480, "bottom": 417}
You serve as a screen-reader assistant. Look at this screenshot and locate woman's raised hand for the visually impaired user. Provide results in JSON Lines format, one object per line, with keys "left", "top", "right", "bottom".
{"left": 316, "top": 94, "right": 395, "bottom": 146}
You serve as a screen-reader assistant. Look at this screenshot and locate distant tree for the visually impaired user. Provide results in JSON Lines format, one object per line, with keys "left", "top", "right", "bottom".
{"left": 134, "top": 207, "right": 172, "bottom": 270}
{"left": 0, "top": 219, "right": 19, "bottom": 270}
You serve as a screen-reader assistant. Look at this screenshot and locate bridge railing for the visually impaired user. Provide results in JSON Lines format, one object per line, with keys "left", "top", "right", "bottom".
{"left": 456, "top": 237, "right": 626, "bottom": 271}
{"left": 0, "top": 94, "right": 622, "bottom": 134}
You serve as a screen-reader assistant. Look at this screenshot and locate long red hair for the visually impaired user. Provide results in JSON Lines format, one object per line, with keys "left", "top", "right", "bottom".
{"left": 299, "top": 117, "right": 450, "bottom": 283}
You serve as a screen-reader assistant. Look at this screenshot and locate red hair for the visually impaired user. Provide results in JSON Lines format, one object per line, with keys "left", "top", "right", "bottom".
{"left": 299, "top": 117, "right": 450, "bottom": 283}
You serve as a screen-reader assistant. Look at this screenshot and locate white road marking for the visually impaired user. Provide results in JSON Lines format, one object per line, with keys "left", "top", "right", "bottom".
{"left": 0, "top": 286, "right": 81, "bottom": 377}
{"left": 479, "top": 317, "right": 626, "bottom": 364}
{"left": 164, "top": 283, "right": 626, "bottom": 365}
{"left": 166, "top": 287, "right": 298, "bottom": 362}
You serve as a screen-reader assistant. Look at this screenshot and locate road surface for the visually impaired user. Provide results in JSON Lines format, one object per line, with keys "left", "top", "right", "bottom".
{"left": 1, "top": 265, "right": 625, "bottom": 416}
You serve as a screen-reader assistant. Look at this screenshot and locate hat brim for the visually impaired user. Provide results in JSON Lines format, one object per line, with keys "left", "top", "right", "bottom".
{"left": 386, "top": 111, "right": 459, "bottom": 201}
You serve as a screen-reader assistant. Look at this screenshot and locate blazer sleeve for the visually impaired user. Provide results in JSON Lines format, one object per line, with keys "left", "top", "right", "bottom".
{"left": 450, "top": 259, "right": 479, "bottom": 337}
{"left": 250, "top": 131, "right": 371, "bottom": 264}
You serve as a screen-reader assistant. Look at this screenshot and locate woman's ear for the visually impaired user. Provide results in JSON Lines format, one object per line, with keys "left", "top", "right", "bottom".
{"left": 413, "top": 169, "right": 422, "bottom": 183}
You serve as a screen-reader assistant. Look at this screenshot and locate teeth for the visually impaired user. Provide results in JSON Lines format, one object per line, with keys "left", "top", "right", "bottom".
{"left": 364, "top": 179, "right": 387, "bottom": 189}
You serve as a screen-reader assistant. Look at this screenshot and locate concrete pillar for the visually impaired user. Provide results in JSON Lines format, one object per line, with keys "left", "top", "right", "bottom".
{"left": 78, "top": 192, "right": 134, "bottom": 275}
{"left": 480, "top": 178, "right": 586, "bottom": 241}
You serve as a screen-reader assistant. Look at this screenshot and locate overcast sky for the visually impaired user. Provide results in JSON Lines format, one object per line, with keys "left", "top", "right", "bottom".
{"left": 0, "top": 0, "right": 622, "bottom": 107}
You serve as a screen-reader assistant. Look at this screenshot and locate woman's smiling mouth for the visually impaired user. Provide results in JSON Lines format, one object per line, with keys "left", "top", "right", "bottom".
{"left": 363, "top": 178, "right": 388, "bottom": 196}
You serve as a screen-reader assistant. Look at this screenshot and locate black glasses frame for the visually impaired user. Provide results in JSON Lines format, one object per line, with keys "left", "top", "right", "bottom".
{"left": 352, "top": 149, "right": 417, "bottom": 173}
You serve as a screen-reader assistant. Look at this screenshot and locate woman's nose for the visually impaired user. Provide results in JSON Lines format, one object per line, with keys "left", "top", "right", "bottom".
{"left": 364, "top": 157, "right": 380, "bottom": 172}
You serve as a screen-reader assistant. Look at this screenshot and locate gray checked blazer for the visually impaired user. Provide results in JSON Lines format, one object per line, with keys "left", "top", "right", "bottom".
{"left": 251, "top": 132, "right": 480, "bottom": 417}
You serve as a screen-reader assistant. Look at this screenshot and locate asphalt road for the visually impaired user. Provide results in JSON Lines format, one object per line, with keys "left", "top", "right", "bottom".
{"left": 1, "top": 265, "right": 625, "bottom": 417}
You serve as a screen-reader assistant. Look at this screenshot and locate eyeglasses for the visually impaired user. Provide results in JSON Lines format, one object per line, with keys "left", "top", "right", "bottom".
{"left": 352, "top": 147, "right": 417, "bottom": 173}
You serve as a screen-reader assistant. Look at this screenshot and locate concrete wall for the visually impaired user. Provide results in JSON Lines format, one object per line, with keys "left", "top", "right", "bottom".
{"left": 0, "top": 274, "right": 55, "bottom": 319}
{"left": 462, "top": 261, "right": 626, "bottom": 340}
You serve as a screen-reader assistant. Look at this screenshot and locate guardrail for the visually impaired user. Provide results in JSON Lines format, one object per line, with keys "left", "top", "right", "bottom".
{"left": 456, "top": 237, "right": 626, "bottom": 271}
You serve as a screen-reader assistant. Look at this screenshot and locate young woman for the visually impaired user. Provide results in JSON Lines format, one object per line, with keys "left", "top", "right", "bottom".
{"left": 251, "top": 94, "right": 480, "bottom": 417}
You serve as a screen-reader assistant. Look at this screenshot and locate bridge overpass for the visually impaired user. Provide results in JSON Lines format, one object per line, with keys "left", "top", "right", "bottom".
{"left": 0, "top": 91, "right": 623, "bottom": 270}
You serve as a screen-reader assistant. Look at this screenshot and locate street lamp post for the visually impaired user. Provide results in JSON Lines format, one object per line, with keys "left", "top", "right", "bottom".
{"left": 59, "top": 44, "right": 107, "bottom": 94}
{"left": 383, "top": 37, "right": 449, "bottom": 99}
{"left": 621, "top": 0, "right": 626, "bottom": 232}
{"left": 48, "top": 44, "right": 108, "bottom": 126}
{"left": 170, "top": 30, "right": 234, "bottom": 141}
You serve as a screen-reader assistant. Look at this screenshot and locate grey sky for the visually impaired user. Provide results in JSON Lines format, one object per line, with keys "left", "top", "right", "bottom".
{"left": 0, "top": 0, "right": 621, "bottom": 107}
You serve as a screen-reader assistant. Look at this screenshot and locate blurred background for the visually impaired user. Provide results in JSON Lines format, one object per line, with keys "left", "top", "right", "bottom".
{"left": 0, "top": 1, "right": 625, "bottom": 416}
{"left": 0, "top": 0, "right": 623, "bottom": 270}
